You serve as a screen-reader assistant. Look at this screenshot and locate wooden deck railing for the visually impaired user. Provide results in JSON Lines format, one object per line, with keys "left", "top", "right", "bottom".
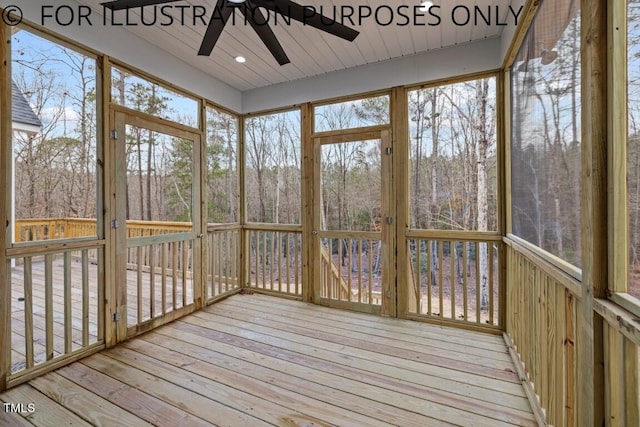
{"left": 319, "top": 232, "right": 383, "bottom": 306}
{"left": 206, "top": 225, "right": 242, "bottom": 301}
{"left": 594, "top": 299, "right": 640, "bottom": 426}
{"left": 14, "top": 218, "right": 97, "bottom": 242}
{"left": 246, "top": 225, "right": 303, "bottom": 297}
{"left": 14, "top": 218, "right": 192, "bottom": 242}
{"left": 406, "top": 231, "right": 504, "bottom": 329}
{"left": 7, "top": 244, "right": 105, "bottom": 385}
{"left": 504, "top": 238, "right": 579, "bottom": 426}
{"left": 506, "top": 236, "right": 640, "bottom": 426}
{"left": 320, "top": 244, "right": 350, "bottom": 301}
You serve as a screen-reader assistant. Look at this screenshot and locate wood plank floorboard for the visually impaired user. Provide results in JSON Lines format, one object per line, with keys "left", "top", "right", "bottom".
{"left": 1, "top": 294, "right": 536, "bottom": 426}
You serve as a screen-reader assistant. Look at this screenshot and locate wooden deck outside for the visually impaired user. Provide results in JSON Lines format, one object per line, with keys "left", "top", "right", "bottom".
{"left": 1, "top": 294, "right": 536, "bottom": 426}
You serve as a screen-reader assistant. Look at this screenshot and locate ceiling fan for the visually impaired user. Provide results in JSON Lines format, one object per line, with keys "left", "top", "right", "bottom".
{"left": 101, "top": 0, "right": 360, "bottom": 65}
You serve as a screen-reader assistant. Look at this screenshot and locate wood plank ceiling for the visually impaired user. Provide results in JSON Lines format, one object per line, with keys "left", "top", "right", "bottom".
{"left": 76, "top": 0, "right": 516, "bottom": 91}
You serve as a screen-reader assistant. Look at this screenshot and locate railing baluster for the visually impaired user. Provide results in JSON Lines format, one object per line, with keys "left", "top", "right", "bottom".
{"left": 438, "top": 241, "right": 443, "bottom": 317}
{"left": 162, "top": 242, "right": 168, "bottom": 314}
{"left": 450, "top": 241, "right": 456, "bottom": 319}
{"left": 277, "top": 232, "right": 282, "bottom": 293}
{"left": 415, "top": 241, "right": 421, "bottom": 314}
{"left": 285, "top": 233, "right": 290, "bottom": 294}
{"left": 137, "top": 246, "right": 143, "bottom": 322}
{"left": 295, "top": 234, "right": 300, "bottom": 294}
{"left": 218, "top": 232, "right": 223, "bottom": 294}
{"left": 45, "top": 254, "right": 54, "bottom": 361}
{"left": 172, "top": 241, "right": 178, "bottom": 311}
{"left": 23, "top": 257, "right": 34, "bottom": 369}
{"left": 149, "top": 244, "right": 156, "bottom": 318}
{"left": 82, "top": 250, "right": 89, "bottom": 347}
{"left": 489, "top": 242, "right": 495, "bottom": 324}
{"left": 368, "top": 240, "right": 374, "bottom": 304}
{"left": 476, "top": 242, "right": 481, "bottom": 324}
{"left": 226, "top": 231, "right": 232, "bottom": 293}
{"left": 462, "top": 241, "right": 468, "bottom": 321}
{"left": 358, "top": 239, "right": 363, "bottom": 303}
{"left": 64, "top": 252, "right": 72, "bottom": 354}
{"left": 262, "top": 232, "right": 267, "bottom": 290}
{"left": 232, "top": 231, "right": 238, "bottom": 291}
{"left": 426, "top": 240, "right": 432, "bottom": 316}
{"left": 182, "top": 241, "right": 188, "bottom": 307}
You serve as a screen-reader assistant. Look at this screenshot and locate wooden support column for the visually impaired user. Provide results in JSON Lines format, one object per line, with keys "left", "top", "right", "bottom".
{"left": 193, "top": 130, "right": 204, "bottom": 310}
{"left": 0, "top": 17, "right": 10, "bottom": 392}
{"left": 301, "top": 103, "right": 314, "bottom": 302}
{"left": 238, "top": 115, "right": 248, "bottom": 289}
{"left": 198, "top": 100, "right": 207, "bottom": 307}
{"left": 392, "top": 87, "right": 410, "bottom": 317}
{"left": 101, "top": 57, "right": 119, "bottom": 348}
{"left": 578, "top": 0, "right": 607, "bottom": 425}
{"left": 498, "top": 71, "right": 509, "bottom": 329}
{"left": 607, "top": 0, "right": 628, "bottom": 295}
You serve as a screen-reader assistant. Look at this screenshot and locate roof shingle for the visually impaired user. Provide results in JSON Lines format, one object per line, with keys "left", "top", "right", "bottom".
{"left": 12, "top": 81, "right": 42, "bottom": 128}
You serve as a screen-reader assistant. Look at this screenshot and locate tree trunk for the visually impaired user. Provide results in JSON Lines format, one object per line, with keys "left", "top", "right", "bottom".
{"left": 475, "top": 80, "right": 490, "bottom": 311}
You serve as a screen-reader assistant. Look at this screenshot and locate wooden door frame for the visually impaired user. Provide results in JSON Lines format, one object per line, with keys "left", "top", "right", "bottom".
{"left": 108, "top": 107, "right": 205, "bottom": 343}
{"left": 310, "top": 126, "right": 396, "bottom": 316}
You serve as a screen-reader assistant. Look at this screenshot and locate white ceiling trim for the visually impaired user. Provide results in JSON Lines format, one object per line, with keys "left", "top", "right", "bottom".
{"left": 2, "top": 0, "right": 522, "bottom": 114}
{"left": 242, "top": 37, "right": 503, "bottom": 114}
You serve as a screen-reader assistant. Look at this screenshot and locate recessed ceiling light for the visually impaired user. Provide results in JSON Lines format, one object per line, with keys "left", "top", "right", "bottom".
{"left": 420, "top": 1, "right": 434, "bottom": 12}
{"left": 235, "top": 56, "right": 246, "bottom": 63}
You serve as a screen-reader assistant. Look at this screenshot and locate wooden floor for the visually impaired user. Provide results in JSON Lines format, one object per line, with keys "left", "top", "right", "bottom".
{"left": 1, "top": 294, "right": 537, "bottom": 426}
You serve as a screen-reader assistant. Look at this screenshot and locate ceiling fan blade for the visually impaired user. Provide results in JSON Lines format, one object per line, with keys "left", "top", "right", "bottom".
{"left": 198, "top": 0, "right": 234, "bottom": 56}
{"left": 101, "top": 0, "right": 179, "bottom": 11}
{"left": 252, "top": 0, "right": 359, "bottom": 42}
{"left": 242, "top": 2, "right": 290, "bottom": 65}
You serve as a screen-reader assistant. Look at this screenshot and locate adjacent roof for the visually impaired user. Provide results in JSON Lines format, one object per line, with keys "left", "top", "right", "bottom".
{"left": 12, "top": 81, "right": 42, "bottom": 129}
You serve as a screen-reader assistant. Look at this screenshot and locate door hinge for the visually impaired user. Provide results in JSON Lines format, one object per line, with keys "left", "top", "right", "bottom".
{"left": 385, "top": 147, "right": 393, "bottom": 155}
{"left": 386, "top": 217, "right": 393, "bottom": 225}
{"left": 386, "top": 291, "right": 393, "bottom": 298}
{"left": 110, "top": 130, "right": 118, "bottom": 140}
{"left": 112, "top": 312, "right": 121, "bottom": 322}
{"left": 112, "top": 219, "right": 120, "bottom": 229}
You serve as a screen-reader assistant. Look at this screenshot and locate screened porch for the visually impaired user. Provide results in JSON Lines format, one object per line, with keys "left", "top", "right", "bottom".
{"left": 1, "top": 0, "right": 639, "bottom": 426}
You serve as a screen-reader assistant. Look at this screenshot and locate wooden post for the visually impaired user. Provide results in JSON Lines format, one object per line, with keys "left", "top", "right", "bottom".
{"left": 101, "top": 57, "right": 118, "bottom": 348}
{"left": 380, "top": 129, "right": 395, "bottom": 317}
{"left": 197, "top": 101, "right": 207, "bottom": 307}
{"left": 112, "top": 110, "right": 128, "bottom": 343}
{"left": 0, "top": 17, "right": 11, "bottom": 392}
{"left": 578, "top": 0, "right": 607, "bottom": 425}
{"left": 607, "top": 0, "right": 628, "bottom": 295}
{"left": 192, "top": 130, "right": 204, "bottom": 309}
{"left": 301, "top": 103, "right": 314, "bottom": 302}
{"left": 498, "top": 71, "right": 509, "bottom": 329}
{"left": 95, "top": 56, "right": 107, "bottom": 345}
{"left": 237, "top": 115, "right": 248, "bottom": 289}
{"left": 392, "top": 87, "right": 410, "bottom": 317}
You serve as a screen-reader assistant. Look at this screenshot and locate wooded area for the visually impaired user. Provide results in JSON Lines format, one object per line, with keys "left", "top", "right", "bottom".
{"left": 12, "top": 31, "right": 97, "bottom": 231}
{"left": 510, "top": 5, "right": 582, "bottom": 268}
{"left": 9, "top": 7, "right": 640, "bottom": 300}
